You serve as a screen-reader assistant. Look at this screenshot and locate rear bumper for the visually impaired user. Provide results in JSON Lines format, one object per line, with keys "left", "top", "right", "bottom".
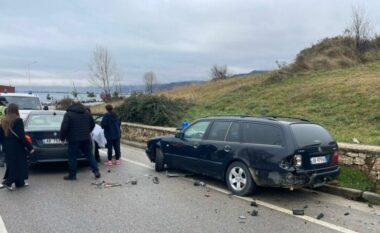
{"left": 252, "top": 166, "right": 340, "bottom": 189}
{"left": 28, "top": 147, "right": 87, "bottom": 164}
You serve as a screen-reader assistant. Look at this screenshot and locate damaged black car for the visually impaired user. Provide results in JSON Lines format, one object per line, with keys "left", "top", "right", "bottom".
{"left": 146, "top": 116, "right": 340, "bottom": 196}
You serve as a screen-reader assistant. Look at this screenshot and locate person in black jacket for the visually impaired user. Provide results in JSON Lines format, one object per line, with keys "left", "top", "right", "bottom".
{"left": 60, "top": 101, "right": 101, "bottom": 180}
{"left": 101, "top": 104, "right": 121, "bottom": 166}
{"left": 0, "top": 103, "right": 34, "bottom": 190}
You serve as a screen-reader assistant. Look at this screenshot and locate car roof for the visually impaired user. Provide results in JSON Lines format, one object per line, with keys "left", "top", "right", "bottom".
{"left": 28, "top": 110, "right": 66, "bottom": 115}
{"left": 200, "top": 115, "right": 313, "bottom": 125}
{"left": 0, "top": 93, "right": 39, "bottom": 98}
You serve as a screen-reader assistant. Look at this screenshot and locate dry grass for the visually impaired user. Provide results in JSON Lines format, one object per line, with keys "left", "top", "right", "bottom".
{"left": 90, "top": 100, "right": 124, "bottom": 114}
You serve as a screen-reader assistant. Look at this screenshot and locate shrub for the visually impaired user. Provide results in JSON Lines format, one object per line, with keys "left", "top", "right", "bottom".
{"left": 115, "top": 93, "right": 191, "bottom": 127}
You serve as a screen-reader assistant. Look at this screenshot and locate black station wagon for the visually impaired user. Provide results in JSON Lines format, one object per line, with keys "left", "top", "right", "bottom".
{"left": 146, "top": 116, "right": 340, "bottom": 196}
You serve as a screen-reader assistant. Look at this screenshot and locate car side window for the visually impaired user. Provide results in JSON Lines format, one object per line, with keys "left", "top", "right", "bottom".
{"left": 184, "top": 121, "right": 210, "bottom": 140}
{"left": 242, "top": 123, "right": 283, "bottom": 146}
{"left": 226, "top": 122, "right": 240, "bottom": 142}
{"left": 207, "top": 121, "right": 231, "bottom": 141}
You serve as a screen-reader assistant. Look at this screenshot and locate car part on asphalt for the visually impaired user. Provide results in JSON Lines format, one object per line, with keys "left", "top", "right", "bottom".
{"left": 152, "top": 176, "right": 160, "bottom": 184}
{"left": 344, "top": 212, "right": 350, "bottom": 216}
{"left": 250, "top": 201, "right": 258, "bottom": 207}
{"left": 368, "top": 203, "right": 373, "bottom": 208}
{"left": 316, "top": 213, "right": 324, "bottom": 220}
{"left": 193, "top": 180, "right": 206, "bottom": 186}
{"left": 303, "top": 204, "right": 308, "bottom": 209}
{"left": 249, "top": 209, "right": 258, "bottom": 216}
{"left": 239, "top": 216, "right": 247, "bottom": 219}
{"left": 292, "top": 208, "right": 305, "bottom": 215}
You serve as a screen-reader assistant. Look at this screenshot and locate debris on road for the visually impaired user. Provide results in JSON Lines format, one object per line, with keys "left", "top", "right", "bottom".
{"left": 125, "top": 179, "right": 138, "bottom": 185}
{"left": 91, "top": 181, "right": 104, "bottom": 189}
{"left": 152, "top": 177, "right": 160, "bottom": 184}
{"left": 239, "top": 216, "right": 247, "bottom": 219}
{"left": 107, "top": 169, "right": 111, "bottom": 173}
{"left": 204, "top": 194, "right": 211, "bottom": 198}
{"left": 166, "top": 171, "right": 194, "bottom": 178}
{"left": 228, "top": 194, "right": 233, "bottom": 199}
{"left": 250, "top": 201, "right": 258, "bottom": 207}
{"left": 193, "top": 180, "right": 206, "bottom": 187}
{"left": 344, "top": 212, "right": 350, "bottom": 216}
{"left": 368, "top": 203, "right": 373, "bottom": 208}
{"left": 292, "top": 208, "right": 305, "bottom": 216}
{"left": 316, "top": 213, "right": 324, "bottom": 220}
{"left": 91, "top": 181, "right": 122, "bottom": 189}
{"left": 249, "top": 209, "right": 258, "bottom": 216}
{"left": 303, "top": 204, "right": 308, "bottom": 209}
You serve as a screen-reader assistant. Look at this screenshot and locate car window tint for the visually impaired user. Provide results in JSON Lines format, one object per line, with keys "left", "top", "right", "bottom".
{"left": 290, "top": 124, "right": 334, "bottom": 147}
{"left": 242, "top": 123, "right": 283, "bottom": 145}
{"left": 207, "top": 121, "right": 231, "bottom": 141}
{"left": 184, "top": 121, "right": 210, "bottom": 140}
{"left": 226, "top": 122, "right": 240, "bottom": 142}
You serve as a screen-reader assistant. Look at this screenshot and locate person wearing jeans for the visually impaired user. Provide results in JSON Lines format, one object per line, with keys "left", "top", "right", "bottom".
{"left": 60, "top": 101, "right": 101, "bottom": 180}
{"left": 101, "top": 104, "right": 121, "bottom": 166}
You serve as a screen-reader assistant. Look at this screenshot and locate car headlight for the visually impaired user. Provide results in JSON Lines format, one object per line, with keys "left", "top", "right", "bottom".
{"left": 293, "top": 154, "right": 302, "bottom": 167}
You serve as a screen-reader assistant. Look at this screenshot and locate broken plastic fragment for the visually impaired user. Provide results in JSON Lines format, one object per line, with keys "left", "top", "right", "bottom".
{"left": 292, "top": 208, "right": 304, "bottom": 216}
{"left": 316, "top": 213, "right": 324, "bottom": 220}
{"left": 250, "top": 209, "right": 258, "bottom": 216}
{"left": 344, "top": 212, "right": 350, "bottom": 216}
{"left": 239, "top": 216, "right": 247, "bottom": 219}
{"left": 250, "top": 201, "right": 258, "bottom": 207}
{"left": 193, "top": 180, "right": 206, "bottom": 186}
{"left": 152, "top": 177, "right": 160, "bottom": 184}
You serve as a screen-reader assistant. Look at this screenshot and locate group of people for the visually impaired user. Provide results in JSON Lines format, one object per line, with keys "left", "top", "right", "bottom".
{"left": 0, "top": 100, "right": 122, "bottom": 191}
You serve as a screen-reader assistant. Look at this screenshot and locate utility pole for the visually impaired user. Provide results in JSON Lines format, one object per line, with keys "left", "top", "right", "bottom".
{"left": 26, "top": 61, "right": 38, "bottom": 86}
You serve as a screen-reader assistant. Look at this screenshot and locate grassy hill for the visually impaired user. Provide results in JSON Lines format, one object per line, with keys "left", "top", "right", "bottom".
{"left": 161, "top": 61, "right": 380, "bottom": 145}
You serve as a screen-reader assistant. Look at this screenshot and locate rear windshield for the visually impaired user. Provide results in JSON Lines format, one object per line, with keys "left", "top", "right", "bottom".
{"left": 3, "top": 96, "right": 41, "bottom": 110}
{"left": 291, "top": 124, "right": 334, "bottom": 148}
{"left": 26, "top": 114, "right": 64, "bottom": 130}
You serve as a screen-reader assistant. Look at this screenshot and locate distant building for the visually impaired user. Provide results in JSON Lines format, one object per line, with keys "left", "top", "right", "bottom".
{"left": 0, "top": 85, "right": 15, "bottom": 93}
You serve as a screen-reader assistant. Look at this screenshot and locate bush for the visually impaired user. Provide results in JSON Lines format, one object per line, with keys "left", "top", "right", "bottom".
{"left": 115, "top": 93, "right": 191, "bottom": 127}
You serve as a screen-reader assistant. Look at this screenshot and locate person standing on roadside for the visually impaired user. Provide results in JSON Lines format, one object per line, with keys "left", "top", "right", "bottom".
{"left": 0, "top": 103, "right": 34, "bottom": 190}
{"left": 0, "top": 100, "right": 7, "bottom": 167}
{"left": 101, "top": 104, "right": 121, "bottom": 166}
{"left": 60, "top": 100, "right": 101, "bottom": 180}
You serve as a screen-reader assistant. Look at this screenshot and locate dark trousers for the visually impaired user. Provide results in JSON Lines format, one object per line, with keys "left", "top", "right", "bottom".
{"left": 68, "top": 140, "right": 99, "bottom": 178}
{"left": 94, "top": 142, "right": 100, "bottom": 162}
{"left": 107, "top": 138, "right": 121, "bottom": 161}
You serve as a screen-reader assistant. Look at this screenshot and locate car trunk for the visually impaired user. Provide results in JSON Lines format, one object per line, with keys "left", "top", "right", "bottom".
{"left": 290, "top": 123, "right": 339, "bottom": 171}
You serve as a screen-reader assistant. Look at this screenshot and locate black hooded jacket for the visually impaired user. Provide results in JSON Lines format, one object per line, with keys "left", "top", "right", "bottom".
{"left": 60, "top": 103, "right": 95, "bottom": 142}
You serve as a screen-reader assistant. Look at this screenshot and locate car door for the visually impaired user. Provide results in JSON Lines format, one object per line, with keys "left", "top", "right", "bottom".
{"left": 164, "top": 120, "right": 211, "bottom": 173}
{"left": 198, "top": 121, "right": 241, "bottom": 179}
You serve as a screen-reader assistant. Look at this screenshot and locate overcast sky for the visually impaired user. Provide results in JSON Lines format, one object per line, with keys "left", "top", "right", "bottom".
{"left": 0, "top": 0, "right": 379, "bottom": 87}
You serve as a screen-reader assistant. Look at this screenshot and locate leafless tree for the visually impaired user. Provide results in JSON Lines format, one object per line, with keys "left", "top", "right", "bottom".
{"left": 143, "top": 71, "right": 157, "bottom": 94}
{"left": 348, "top": 5, "right": 372, "bottom": 53}
{"left": 210, "top": 64, "right": 229, "bottom": 81}
{"left": 89, "top": 46, "right": 117, "bottom": 101}
{"left": 112, "top": 71, "right": 123, "bottom": 98}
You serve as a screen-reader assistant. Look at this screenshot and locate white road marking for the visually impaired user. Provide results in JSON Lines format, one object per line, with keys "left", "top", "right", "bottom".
{"left": 100, "top": 149, "right": 357, "bottom": 233}
{"left": 0, "top": 215, "right": 8, "bottom": 233}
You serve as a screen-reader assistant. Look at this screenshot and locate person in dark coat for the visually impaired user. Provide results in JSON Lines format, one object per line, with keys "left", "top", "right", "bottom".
{"left": 60, "top": 101, "right": 101, "bottom": 180}
{"left": 101, "top": 104, "right": 121, "bottom": 166}
{"left": 0, "top": 103, "right": 33, "bottom": 190}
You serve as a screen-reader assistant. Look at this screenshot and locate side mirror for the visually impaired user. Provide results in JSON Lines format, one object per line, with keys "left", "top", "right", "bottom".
{"left": 43, "top": 106, "right": 49, "bottom": 110}
{"left": 175, "top": 128, "right": 184, "bottom": 139}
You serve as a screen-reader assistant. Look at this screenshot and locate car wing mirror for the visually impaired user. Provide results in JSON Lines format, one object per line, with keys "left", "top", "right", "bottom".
{"left": 175, "top": 128, "right": 184, "bottom": 139}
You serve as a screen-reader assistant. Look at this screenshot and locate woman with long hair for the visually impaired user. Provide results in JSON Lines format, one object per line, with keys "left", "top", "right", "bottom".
{"left": 0, "top": 103, "right": 33, "bottom": 190}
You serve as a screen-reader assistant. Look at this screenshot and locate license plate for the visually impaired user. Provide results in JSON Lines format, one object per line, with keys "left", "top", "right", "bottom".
{"left": 310, "top": 156, "right": 327, "bottom": 165}
{"left": 43, "top": 139, "right": 62, "bottom": 144}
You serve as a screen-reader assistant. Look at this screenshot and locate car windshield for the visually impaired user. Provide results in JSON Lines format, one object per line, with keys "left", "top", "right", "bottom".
{"left": 3, "top": 96, "right": 42, "bottom": 110}
{"left": 26, "top": 114, "right": 64, "bottom": 130}
{"left": 291, "top": 124, "right": 334, "bottom": 148}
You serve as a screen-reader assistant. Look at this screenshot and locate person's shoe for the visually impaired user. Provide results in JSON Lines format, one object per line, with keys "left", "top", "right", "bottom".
{"left": 4, "top": 184, "right": 14, "bottom": 191}
{"left": 115, "top": 160, "right": 121, "bottom": 165}
{"left": 16, "top": 181, "right": 29, "bottom": 188}
{"left": 104, "top": 160, "right": 112, "bottom": 166}
{"left": 94, "top": 170, "right": 101, "bottom": 179}
{"left": 63, "top": 175, "right": 76, "bottom": 181}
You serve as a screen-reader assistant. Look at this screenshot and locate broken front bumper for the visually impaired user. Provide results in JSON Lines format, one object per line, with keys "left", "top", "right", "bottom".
{"left": 251, "top": 166, "right": 340, "bottom": 189}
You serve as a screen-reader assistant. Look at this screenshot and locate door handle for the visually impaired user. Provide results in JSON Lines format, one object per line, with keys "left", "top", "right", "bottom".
{"left": 193, "top": 143, "right": 199, "bottom": 149}
{"left": 224, "top": 145, "right": 232, "bottom": 152}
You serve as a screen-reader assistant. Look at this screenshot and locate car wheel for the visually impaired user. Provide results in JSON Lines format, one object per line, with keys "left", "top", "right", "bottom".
{"left": 226, "top": 161, "right": 256, "bottom": 196}
{"left": 155, "top": 147, "right": 165, "bottom": 172}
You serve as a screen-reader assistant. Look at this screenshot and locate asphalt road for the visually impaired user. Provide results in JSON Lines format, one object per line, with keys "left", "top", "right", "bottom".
{"left": 0, "top": 145, "right": 379, "bottom": 233}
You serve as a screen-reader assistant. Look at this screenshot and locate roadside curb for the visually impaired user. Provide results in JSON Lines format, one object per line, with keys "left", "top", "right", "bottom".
{"left": 313, "top": 184, "right": 380, "bottom": 204}
{"left": 120, "top": 140, "right": 380, "bottom": 204}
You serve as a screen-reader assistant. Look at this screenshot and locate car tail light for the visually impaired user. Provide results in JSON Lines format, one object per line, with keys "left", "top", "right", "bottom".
{"left": 293, "top": 154, "right": 302, "bottom": 167}
{"left": 25, "top": 135, "right": 32, "bottom": 144}
{"left": 332, "top": 151, "right": 339, "bottom": 165}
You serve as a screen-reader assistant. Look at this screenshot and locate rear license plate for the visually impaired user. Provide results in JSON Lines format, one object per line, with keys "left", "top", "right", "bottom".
{"left": 43, "top": 139, "right": 62, "bottom": 144}
{"left": 310, "top": 156, "right": 327, "bottom": 165}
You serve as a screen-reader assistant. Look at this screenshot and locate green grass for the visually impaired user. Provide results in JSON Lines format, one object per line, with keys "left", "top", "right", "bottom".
{"left": 331, "top": 165, "right": 380, "bottom": 194}
{"left": 162, "top": 61, "right": 380, "bottom": 145}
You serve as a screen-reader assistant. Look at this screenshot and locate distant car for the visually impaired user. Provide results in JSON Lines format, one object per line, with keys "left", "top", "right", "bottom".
{"left": 24, "top": 110, "right": 94, "bottom": 164}
{"left": 146, "top": 115, "right": 340, "bottom": 196}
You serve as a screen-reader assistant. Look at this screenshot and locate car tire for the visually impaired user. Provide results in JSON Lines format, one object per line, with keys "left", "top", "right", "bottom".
{"left": 155, "top": 147, "right": 165, "bottom": 172}
{"left": 226, "top": 161, "right": 256, "bottom": 196}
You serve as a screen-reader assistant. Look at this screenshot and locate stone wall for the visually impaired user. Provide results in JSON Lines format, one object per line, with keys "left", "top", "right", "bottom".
{"left": 121, "top": 122, "right": 380, "bottom": 181}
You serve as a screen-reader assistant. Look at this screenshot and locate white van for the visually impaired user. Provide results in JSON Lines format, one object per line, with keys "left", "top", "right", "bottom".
{"left": 0, "top": 93, "right": 43, "bottom": 120}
